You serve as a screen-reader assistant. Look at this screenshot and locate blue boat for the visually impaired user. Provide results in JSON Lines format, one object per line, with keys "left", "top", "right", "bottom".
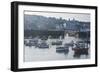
{"left": 56, "top": 47, "right": 69, "bottom": 54}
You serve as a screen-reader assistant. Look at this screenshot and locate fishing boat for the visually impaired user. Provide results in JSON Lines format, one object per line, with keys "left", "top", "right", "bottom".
{"left": 72, "top": 41, "right": 89, "bottom": 57}
{"left": 52, "top": 41, "right": 62, "bottom": 45}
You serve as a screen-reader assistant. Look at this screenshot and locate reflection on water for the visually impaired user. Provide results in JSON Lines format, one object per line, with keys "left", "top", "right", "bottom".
{"left": 24, "top": 35, "right": 90, "bottom": 62}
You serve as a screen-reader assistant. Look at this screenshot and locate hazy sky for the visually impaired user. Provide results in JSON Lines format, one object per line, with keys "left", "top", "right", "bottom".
{"left": 24, "top": 11, "right": 90, "bottom": 22}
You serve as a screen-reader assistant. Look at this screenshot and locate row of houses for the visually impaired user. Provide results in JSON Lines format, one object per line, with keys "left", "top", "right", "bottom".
{"left": 56, "top": 19, "right": 90, "bottom": 32}
{"left": 24, "top": 19, "right": 90, "bottom": 39}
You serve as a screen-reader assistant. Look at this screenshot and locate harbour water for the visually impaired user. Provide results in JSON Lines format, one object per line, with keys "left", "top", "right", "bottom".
{"left": 24, "top": 34, "right": 90, "bottom": 62}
